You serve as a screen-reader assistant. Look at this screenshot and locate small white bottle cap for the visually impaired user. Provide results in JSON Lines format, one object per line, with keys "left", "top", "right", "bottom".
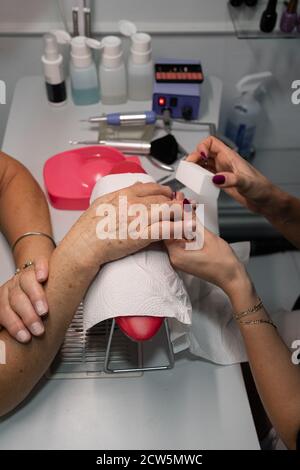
{"left": 131, "top": 32, "right": 152, "bottom": 64}
{"left": 131, "top": 32, "right": 151, "bottom": 53}
{"left": 119, "top": 20, "right": 152, "bottom": 65}
{"left": 44, "top": 34, "right": 59, "bottom": 61}
{"left": 101, "top": 36, "right": 123, "bottom": 68}
{"left": 71, "top": 36, "right": 92, "bottom": 68}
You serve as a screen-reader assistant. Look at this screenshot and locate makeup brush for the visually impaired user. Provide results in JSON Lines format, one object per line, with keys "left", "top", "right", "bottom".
{"left": 69, "top": 134, "right": 179, "bottom": 169}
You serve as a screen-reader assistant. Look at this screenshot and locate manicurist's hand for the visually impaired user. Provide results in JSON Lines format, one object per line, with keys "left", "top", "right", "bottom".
{"left": 0, "top": 257, "right": 49, "bottom": 343}
{"left": 165, "top": 224, "right": 252, "bottom": 299}
{"left": 63, "top": 182, "right": 185, "bottom": 274}
{"left": 187, "top": 136, "right": 283, "bottom": 217}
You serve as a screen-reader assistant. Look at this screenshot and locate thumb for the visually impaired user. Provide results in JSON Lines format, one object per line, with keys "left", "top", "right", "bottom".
{"left": 212, "top": 171, "right": 250, "bottom": 192}
{"left": 34, "top": 256, "right": 49, "bottom": 283}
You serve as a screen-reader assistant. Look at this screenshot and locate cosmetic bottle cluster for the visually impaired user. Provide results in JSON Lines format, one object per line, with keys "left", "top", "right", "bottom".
{"left": 230, "top": 0, "right": 300, "bottom": 34}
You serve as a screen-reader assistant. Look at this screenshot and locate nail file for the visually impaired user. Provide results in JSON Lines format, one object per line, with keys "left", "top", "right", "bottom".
{"left": 175, "top": 160, "right": 220, "bottom": 200}
{"left": 175, "top": 160, "right": 220, "bottom": 234}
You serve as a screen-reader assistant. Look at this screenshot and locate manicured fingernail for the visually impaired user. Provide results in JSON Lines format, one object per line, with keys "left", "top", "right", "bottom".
{"left": 212, "top": 174, "right": 225, "bottom": 185}
{"left": 30, "top": 322, "right": 44, "bottom": 336}
{"left": 16, "top": 329, "right": 31, "bottom": 343}
{"left": 200, "top": 151, "right": 208, "bottom": 160}
{"left": 36, "top": 270, "right": 46, "bottom": 282}
{"left": 183, "top": 198, "right": 192, "bottom": 212}
{"left": 35, "top": 300, "right": 48, "bottom": 316}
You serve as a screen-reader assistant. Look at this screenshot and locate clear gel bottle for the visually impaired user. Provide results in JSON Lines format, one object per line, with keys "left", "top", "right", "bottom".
{"left": 99, "top": 36, "right": 127, "bottom": 105}
{"left": 127, "top": 33, "right": 153, "bottom": 101}
{"left": 119, "top": 20, "right": 153, "bottom": 101}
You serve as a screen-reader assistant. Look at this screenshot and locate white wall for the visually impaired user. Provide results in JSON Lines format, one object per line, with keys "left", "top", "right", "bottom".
{"left": 0, "top": 0, "right": 299, "bottom": 149}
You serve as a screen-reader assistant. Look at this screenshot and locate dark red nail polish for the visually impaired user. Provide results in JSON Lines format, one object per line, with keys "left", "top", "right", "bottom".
{"left": 200, "top": 151, "right": 208, "bottom": 160}
{"left": 183, "top": 198, "right": 192, "bottom": 211}
{"left": 212, "top": 174, "right": 225, "bottom": 185}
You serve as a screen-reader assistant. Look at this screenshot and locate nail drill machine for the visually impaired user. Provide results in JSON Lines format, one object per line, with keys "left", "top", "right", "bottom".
{"left": 152, "top": 59, "right": 204, "bottom": 120}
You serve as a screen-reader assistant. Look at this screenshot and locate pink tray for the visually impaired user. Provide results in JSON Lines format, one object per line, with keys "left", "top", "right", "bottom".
{"left": 43, "top": 146, "right": 140, "bottom": 210}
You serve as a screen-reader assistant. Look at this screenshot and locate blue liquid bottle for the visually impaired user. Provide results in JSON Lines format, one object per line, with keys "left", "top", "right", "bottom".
{"left": 70, "top": 36, "right": 100, "bottom": 106}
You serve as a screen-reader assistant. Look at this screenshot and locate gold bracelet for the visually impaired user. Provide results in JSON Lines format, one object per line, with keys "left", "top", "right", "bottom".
{"left": 11, "top": 232, "right": 56, "bottom": 252}
{"left": 15, "top": 260, "right": 35, "bottom": 275}
{"left": 239, "top": 318, "right": 277, "bottom": 329}
{"left": 234, "top": 297, "right": 263, "bottom": 321}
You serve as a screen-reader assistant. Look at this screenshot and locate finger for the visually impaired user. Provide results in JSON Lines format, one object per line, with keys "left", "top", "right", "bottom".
{"left": 175, "top": 191, "right": 185, "bottom": 201}
{"left": 131, "top": 182, "right": 173, "bottom": 199}
{"left": 34, "top": 256, "right": 49, "bottom": 282}
{"left": 19, "top": 269, "right": 48, "bottom": 317}
{"left": 186, "top": 151, "right": 202, "bottom": 163}
{"left": 0, "top": 306, "right": 31, "bottom": 343}
{"left": 141, "top": 194, "right": 172, "bottom": 206}
{"left": 145, "top": 220, "right": 187, "bottom": 241}
{"left": 9, "top": 287, "right": 45, "bottom": 337}
{"left": 146, "top": 200, "right": 184, "bottom": 224}
{"left": 212, "top": 171, "right": 251, "bottom": 192}
{"left": 196, "top": 135, "right": 230, "bottom": 158}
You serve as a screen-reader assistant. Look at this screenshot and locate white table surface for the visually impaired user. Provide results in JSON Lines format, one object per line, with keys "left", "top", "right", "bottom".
{"left": 0, "top": 76, "right": 259, "bottom": 450}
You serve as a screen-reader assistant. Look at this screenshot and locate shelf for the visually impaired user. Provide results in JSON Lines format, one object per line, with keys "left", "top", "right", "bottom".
{"left": 228, "top": 1, "right": 300, "bottom": 39}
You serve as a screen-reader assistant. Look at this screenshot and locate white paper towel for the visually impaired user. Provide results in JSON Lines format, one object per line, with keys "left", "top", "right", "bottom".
{"left": 169, "top": 241, "right": 251, "bottom": 365}
{"left": 83, "top": 173, "right": 192, "bottom": 331}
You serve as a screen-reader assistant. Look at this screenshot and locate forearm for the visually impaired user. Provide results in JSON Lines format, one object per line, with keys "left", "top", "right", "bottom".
{"left": 0, "top": 240, "right": 98, "bottom": 417}
{"left": 227, "top": 274, "right": 300, "bottom": 449}
{"left": 260, "top": 184, "right": 300, "bottom": 249}
{"left": 0, "top": 151, "right": 53, "bottom": 265}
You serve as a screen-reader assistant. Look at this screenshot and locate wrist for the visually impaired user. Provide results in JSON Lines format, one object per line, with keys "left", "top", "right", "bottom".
{"left": 59, "top": 232, "right": 102, "bottom": 279}
{"left": 260, "top": 184, "right": 290, "bottom": 220}
{"left": 224, "top": 264, "right": 258, "bottom": 311}
{"left": 13, "top": 235, "right": 55, "bottom": 267}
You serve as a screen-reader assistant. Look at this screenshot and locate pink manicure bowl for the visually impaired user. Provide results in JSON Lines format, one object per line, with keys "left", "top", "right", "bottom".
{"left": 43, "top": 146, "right": 140, "bottom": 210}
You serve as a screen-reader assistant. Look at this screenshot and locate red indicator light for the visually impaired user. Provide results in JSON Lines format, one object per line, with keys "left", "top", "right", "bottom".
{"left": 158, "top": 96, "right": 166, "bottom": 106}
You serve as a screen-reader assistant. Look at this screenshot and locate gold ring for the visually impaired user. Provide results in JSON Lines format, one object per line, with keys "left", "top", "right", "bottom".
{"left": 22, "top": 260, "right": 35, "bottom": 270}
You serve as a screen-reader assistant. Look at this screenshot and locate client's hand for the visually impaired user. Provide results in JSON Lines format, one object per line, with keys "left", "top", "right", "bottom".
{"left": 187, "top": 136, "right": 281, "bottom": 217}
{"left": 165, "top": 225, "right": 251, "bottom": 299}
{"left": 63, "top": 182, "right": 184, "bottom": 274}
{"left": 0, "top": 258, "right": 49, "bottom": 343}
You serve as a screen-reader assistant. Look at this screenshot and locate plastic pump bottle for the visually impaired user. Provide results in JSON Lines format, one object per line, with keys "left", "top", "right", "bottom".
{"left": 119, "top": 20, "right": 154, "bottom": 101}
{"left": 42, "top": 33, "right": 67, "bottom": 106}
{"left": 51, "top": 31, "right": 101, "bottom": 106}
{"left": 99, "top": 36, "right": 127, "bottom": 105}
{"left": 225, "top": 72, "right": 272, "bottom": 160}
{"left": 69, "top": 36, "right": 101, "bottom": 105}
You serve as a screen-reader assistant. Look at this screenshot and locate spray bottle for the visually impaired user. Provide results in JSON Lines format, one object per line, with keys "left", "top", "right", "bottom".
{"left": 119, "top": 20, "right": 153, "bottom": 101}
{"left": 42, "top": 33, "right": 67, "bottom": 106}
{"left": 225, "top": 72, "right": 272, "bottom": 160}
{"left": 51, "top": 30, "right": 102, "bottom": 106}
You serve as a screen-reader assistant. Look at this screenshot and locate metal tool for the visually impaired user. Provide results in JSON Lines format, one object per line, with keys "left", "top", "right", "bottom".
{"left": 69, "top": 138, "right": 174, "bottom": 171}
{"left": 81, "top": 111, "right": 157, "bottom": 127}
{"left": 84, "top": 7, "right": 91, "bottom": 37}
{"left": 72, "top": 7, "right": 79, "bottom": 37}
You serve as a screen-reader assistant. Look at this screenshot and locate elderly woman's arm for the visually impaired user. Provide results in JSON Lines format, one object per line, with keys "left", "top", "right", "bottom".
{"left": 0, "top": 151, "right": 54, "bottom": 342}
{"left": 0, "top": 151, "right": 53, "bottom": 268}
{"left": 0, "top": 182, "right": 180, "bottom": 417}
{"left": 0, "top": 239, "right": 98, "bottom": 417}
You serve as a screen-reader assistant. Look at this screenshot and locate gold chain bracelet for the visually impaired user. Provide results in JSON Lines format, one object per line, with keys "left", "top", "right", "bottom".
{"left": 234, "top": 298, "right": 263, "bottom": 321}
{"left": 239, "top": 318, "right": 277, "bottom": 329}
